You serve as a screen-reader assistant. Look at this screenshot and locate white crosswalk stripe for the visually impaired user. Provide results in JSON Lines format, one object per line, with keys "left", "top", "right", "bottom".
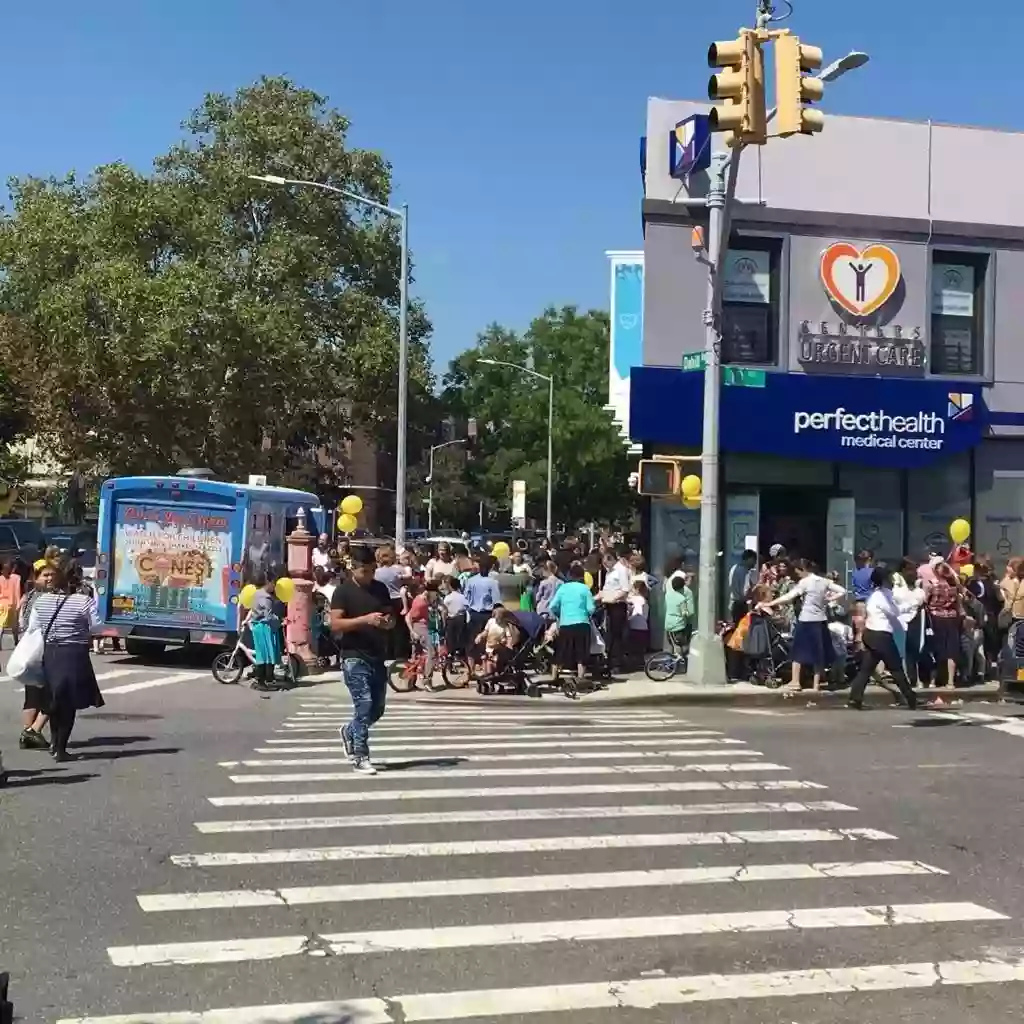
{"left": 63, "top": 700, "right": 1017, "bottom": 1021}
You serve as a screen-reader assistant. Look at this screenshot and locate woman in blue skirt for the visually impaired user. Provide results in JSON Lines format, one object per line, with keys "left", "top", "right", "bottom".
{"left": 756, "top": 559, "right": 846, "bottom": 693}
{"left": 249, "top": 573, "right": 282, "bottom": 693}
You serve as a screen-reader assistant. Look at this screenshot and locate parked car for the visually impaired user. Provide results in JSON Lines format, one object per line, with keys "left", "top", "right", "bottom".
{"left": 0, "top": 519, "right": 44, "bottom": 567}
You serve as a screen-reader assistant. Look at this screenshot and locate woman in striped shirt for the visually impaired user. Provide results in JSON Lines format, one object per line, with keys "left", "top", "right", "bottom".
{"left": 28, "top": 559, "right": 104, "bottom": 761}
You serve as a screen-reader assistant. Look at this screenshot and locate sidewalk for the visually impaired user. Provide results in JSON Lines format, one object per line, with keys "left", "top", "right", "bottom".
{"left": 297, "top": 670, "right": 1005, "bottom": 709}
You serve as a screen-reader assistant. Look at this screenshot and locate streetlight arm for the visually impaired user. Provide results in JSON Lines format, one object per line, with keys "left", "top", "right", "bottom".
{"left": 248, "top": 174, "right": 400, "bottom": 219}
{"left": 477, "top": 358, "right": 552, "bottom": 384}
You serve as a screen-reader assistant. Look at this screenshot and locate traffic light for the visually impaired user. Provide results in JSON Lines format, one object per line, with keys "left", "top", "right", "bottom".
{"left": 637, "top": 460, "right": 680, "bottom": 497}
{"left": 707, "top": 30, "right": 766, "bottom": 147}
{"left": 774, "top": 32, "right": 824, "bottom": 137}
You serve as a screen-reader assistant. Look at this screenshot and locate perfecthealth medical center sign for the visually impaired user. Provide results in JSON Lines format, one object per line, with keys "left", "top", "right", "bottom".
{"left": 629, "top": 368, "right": 986, "bottom": 470}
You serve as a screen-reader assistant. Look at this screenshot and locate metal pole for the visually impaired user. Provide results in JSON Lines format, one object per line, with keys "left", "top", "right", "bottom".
{"left": 689, "top": 150, "right": 737, "bottom": 686}
{"left": 395, "top": 204, "right": 410, "bottom": 548}
{"left": 546, "top": 374, "right": 554, "bottom": 541}
{"left": 427, "top": 445, "right": 435, "bottom": 533}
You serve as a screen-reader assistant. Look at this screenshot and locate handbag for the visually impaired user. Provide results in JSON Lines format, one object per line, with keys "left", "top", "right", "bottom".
{"left": 998, "top": 581, "right": 1021, "bottom": 631}
{"left": 7, "top": 595, "right": 69, "bottom": 686}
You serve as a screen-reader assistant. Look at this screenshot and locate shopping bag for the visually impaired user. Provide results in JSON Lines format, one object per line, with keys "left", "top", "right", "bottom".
{"left": 7, "top": 629, "right": 44, "bottom": 686}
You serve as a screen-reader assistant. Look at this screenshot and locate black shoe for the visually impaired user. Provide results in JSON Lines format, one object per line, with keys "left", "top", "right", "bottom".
{"left": 51, "top": 749, "right": 78, "bottom": 763}
{"left": 19, "top": 729, "right": 49, "bottom": 750}
{"left": 846, "top": 700, "right": 864, "bottom": 710}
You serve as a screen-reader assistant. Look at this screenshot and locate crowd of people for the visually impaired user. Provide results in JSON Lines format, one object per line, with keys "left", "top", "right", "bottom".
{"left": 725, "top": 542, "right": 1024, "bottom": 705}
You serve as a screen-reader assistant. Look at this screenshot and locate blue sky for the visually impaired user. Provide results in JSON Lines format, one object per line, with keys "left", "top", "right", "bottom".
{"left": 1, "top": 0, "right": 1018, "bottom": 372}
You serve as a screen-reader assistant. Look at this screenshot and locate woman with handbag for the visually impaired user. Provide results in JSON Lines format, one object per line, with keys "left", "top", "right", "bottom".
{"left": 27, "top": 559, "right": 103, "bottom": 761}
{"left": 17, "top": 564, "right": 53, "bottom": 750}
{"left": 998, "top": 558, "right": 1024, "bottom": 641}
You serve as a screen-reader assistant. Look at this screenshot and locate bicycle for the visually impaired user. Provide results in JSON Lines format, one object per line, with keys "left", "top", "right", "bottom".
{"left": 388, "top": 641, "right": 470, "bottom": 692}
{"left": 212, "top": 628, "right": 302, "bottom": 687}
{"left": 644, "top": 647, "right": 689, "bottom": 682}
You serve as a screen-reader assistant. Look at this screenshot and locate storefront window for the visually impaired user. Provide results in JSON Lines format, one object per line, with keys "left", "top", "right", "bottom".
{"left": 721, "top": 238, "right": 780, "bottom": 365}
{"left": 975, "top": 441, "right": 1024, "bottom": 574}
{"left": 837, "top": 467, "right": 903, "bottom": 568}
{"left": 930, "top": 251, "right": 987, "bottom": 375}
{"left": 907, "top": 452, "right": 971, "bottom": 560}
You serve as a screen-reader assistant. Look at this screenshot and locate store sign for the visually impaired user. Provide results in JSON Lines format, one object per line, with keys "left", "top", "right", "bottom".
{"left": 933, "top": 263, "right": 974, "bottom": 316}
{"left": 800, "top": 241, "right": 924, "bottom": 370}
{"left": 629, "top": 367, "right": 987, "bottom": 470}
{"left": 723, "top": 250, "right": 771, "bottom": 304}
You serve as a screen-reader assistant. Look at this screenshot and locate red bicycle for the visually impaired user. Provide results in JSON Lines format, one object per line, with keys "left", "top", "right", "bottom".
{"left": 387, "top": 641, "right": 470, "bottom": 692}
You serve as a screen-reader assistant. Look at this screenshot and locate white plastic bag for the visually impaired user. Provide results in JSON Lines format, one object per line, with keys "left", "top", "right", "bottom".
{"left": 7, "top": 629, "right": 45, "bottom": 686}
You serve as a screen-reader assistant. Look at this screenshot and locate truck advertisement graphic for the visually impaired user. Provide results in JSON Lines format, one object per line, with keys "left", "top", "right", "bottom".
{"left": 109, "top": 503, "right": 233, "bottom": 628}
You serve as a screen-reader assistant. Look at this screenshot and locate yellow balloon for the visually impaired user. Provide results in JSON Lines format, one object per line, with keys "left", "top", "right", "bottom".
{"left": 341, "top": 494, "right": 363, "bottom": 516}
{"left": 338, "top": 513, "right": 358, "bottom": 534}
{"left": 681, "top": 474, "right": 702, "bottom": 499}
{"left": 949, "top": 518, "right": 971, "bottom": 545}
{"left": 492, "top": 541, "right": 511, "bottom": 559}
{"left": 960, "top": 563, "right": 975, "bottom": 578}
{"left": 682, "top": 496, "right": 701, "bottom": 510}
{"left": 275, "top": 576, "right": 296, "bottom": 603}
{"left": 584, "top": 571, "right": 594, "bottom": 589}
{"left": 239, "top": 584, "right": 257, "bottom": 609}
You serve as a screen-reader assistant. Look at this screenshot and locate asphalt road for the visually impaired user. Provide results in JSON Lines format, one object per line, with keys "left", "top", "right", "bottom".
{"left": 4, "top": 661, "right": 1024, "bottom": 1023}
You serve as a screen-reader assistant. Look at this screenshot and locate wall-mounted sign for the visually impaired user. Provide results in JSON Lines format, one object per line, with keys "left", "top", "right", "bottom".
{"left": 722, "top": 250, "right": 771, "bottom": 304}
{"left": 669, "top": 114, "right": 711, "bottom": 180}
{"left": 820, "top": 242, "right": 901, "bottom": 317}
{"left": 933, "top": 263, "right": 975, "bottom": 317}
{"left": 798, "top": 320, "right": 924, "bottom": 368}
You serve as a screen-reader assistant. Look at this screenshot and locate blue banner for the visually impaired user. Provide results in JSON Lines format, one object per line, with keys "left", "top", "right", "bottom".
{"left": 629, "top": 367, "right": 986, "bottom": 469}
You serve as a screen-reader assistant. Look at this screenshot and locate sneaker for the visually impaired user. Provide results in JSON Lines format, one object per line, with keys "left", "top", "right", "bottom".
{"left": 339, "top": 726, "right": 354, "bottom": 762}
{"left": 19, "top": 729, "right": 49, "bottom": 750}
{"left": 352, "top": 757, "right": 377, "bottom": 775}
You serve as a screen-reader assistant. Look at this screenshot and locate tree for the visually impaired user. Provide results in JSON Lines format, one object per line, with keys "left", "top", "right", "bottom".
{"left": 0, "top": 77, "right": 432, "bottom": 489}
{"left": 0, "top": 316, "right": 34, "bottom": 486}
{"left": 441, "top": 307, "right": 637, "bottom": 530}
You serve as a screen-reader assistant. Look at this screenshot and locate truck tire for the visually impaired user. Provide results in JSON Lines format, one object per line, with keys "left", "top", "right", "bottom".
{"left": 124, "top": 639, "right": 166, "bottom": 658}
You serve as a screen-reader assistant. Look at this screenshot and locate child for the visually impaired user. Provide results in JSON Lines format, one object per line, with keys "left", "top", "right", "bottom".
{"left": 827, "top": 610, "right": 854, "bottom": 689}
{"left": 406, "top": 580, "right": 442, "bottom": 685}
{"left": 442, "top": 576, "right": 469, "bottom": 656}
{"left": 663, "top": 574, "right": 694, "bottom": 656}
{"left": 627, "top": 580, "right": 650, "bottom": 667}
{"left": 474, "top": 604, "right": 520, "bottom": 676}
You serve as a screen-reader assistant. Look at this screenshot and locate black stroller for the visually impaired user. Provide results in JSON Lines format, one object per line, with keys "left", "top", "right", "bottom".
{"left": 743, "top": 612, "right": 793, "bottom": 688}
{"left": 475, "top": 610, "right": 556, "bottom": 697}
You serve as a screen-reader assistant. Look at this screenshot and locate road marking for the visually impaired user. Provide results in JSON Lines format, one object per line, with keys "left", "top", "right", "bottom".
{"left": 170, "top": 827, "right": 894, "bottom": 867}
{"left": 731, "top": 709, "right": 788, "bottom": 716}
{"left": 109, "top": 902, "right": 1001, "bottom": 965}
{"left": 138, "top": 858, "right": 945, "bottom": 911}
{"left": 209, "top": 777, "right": 826, "bottom": 806}
{"left": 935, "top": 710, "right": 1024, "bottom": 739}
{"left": 52, "top": 955, "right": 1024, "bottom": 1023}
{"left": 261, "top": 729, "right": 727, "bottom": 745}
{"left": 226, "top": 762, "right": 785, "bottom": 785}
{"left": 275, "top": 723, "right": 696, "bottom": 733}
{"left": 297, "top": 704, "right": 676, "bottom": 717}
{"left": 232, "top": 749, "right": 743, "bottom": 765}
{"left": 280, "top": 727, "right": 724, "bottom": 744}
{"left": 102, "top": 672, "right": 207, "bottom": 695}
{"left": 192, "top": 799, "right": 856, "bottom": 835}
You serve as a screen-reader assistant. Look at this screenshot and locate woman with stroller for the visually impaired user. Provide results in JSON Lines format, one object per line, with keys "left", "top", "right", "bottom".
{"left": 548, "top": 562, "right": 596, "bottom": 688}
{"left": 847, "top": 567, "right": 918, "bottom": 710}
{"left": 756, "top": 559, "right": 846, "bottom": 693}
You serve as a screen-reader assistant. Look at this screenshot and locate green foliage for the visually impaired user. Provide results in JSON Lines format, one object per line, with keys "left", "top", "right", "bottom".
{"left": 441, "top": 307, "right": 636, "bottom": 529}
{"left": 0, "top": 76, "right": 431, "bottom": 490}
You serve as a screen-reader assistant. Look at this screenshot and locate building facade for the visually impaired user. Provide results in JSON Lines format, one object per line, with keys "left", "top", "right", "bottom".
{"left": 632, "top": 99, "right": 1024, "bottom": 587}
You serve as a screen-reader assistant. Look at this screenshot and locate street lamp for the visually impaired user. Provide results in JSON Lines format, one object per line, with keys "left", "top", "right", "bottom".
{"left": 248, "top": 173, "right": 411, "bottom": 548}
{"left": 426, "top": 438, "right": 466, "bottom": 532}
{"left": 478, "top": 358, "right": 554, "bottom": 542}
{"left": 690, "top": 49, "right": 870, "bottom": 686}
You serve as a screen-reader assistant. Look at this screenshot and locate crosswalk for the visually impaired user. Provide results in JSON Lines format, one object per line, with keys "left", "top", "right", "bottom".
{"left": 58, "top": 698, "right": 1022, "bottom": 1023}
{"left": 0, "top": 662, "right": 208, "bottom": 694}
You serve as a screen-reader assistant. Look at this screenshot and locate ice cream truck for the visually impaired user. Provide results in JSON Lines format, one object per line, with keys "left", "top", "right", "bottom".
{"left": 94, "top": 470, "right": 320, "bottom": 657}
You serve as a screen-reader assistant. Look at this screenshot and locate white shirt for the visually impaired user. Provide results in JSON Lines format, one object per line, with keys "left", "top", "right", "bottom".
{"left": 864, "top": 587, "right": 903, "bottom": 634}
{"left": 600, "top": 562, "right": 631, "bottom": 604}
{"left": 426, "top": 557, "right": 457, "bottom": 581}
{"left": 313, "top": 581, "right": 336, "bottom": 603}
{"left": 312, "top": 548, "right": 332, "bottom": 570}
{"left": 792, "top": 574, "right": 845, "bottom": 623}
{"left": 627, "top": 594, "right": 649, "bottom": 629}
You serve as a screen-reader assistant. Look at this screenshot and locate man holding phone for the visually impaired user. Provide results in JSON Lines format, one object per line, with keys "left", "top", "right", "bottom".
{"left": 330, "top": 545, "right": 395, "bottom": 775}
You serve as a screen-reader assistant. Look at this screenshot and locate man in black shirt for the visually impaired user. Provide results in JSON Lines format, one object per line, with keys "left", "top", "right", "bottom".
{"left": 329, "top": 545, "right": 394, "bottom": 775}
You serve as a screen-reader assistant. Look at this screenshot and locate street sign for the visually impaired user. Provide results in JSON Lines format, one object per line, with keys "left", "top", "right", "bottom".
{"left": 511, "top": 479, "right": 526, "bottom": 523}
{"left": 669, "top": 114, "right": 712, "bottom": 180}
{"left": 681, "top": 351, "right": 707, "bottom": 372}
{"left": 723, "top": 367, "right": 766, "bottom": 388}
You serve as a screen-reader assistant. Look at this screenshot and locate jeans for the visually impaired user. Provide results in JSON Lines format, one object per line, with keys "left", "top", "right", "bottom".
{"left": 342, "top": 656, "right": 388, "bottom": 758}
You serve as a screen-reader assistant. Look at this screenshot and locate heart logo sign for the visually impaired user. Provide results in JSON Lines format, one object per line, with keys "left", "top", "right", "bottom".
{"left": 820, "top": 242, "right": 901, "bottom": 318}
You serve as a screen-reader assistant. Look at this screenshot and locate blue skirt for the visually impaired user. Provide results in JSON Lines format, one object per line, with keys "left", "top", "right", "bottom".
{"left": 251, "top": 620, "right": 282, "bottom": 665}
{"left": 791, "top": 620, "right": 834, "bottom": 670}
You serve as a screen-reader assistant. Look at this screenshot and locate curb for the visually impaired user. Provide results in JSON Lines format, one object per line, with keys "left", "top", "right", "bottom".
{"left": 407, "top": 686, "right": 1007, "bottom": 710}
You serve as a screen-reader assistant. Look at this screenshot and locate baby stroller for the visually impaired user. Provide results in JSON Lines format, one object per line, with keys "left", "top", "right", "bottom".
{"left": 476, "top": 610, "right": 548, "bottom": 697}
{"left": 743, "top": 612, "right": 793, "bottom": 688}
